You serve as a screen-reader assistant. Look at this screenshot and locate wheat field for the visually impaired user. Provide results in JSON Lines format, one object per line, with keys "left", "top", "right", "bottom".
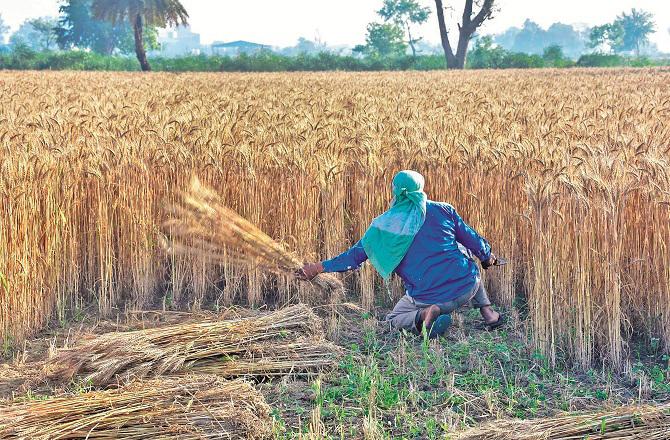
{"left": 1, "top": 69, "right": 669, "bottom": 370}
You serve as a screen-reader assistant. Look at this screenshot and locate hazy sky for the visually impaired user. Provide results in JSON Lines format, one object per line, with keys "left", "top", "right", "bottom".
{"left": 2, "top": 0, "right": 669, "bottom": 51}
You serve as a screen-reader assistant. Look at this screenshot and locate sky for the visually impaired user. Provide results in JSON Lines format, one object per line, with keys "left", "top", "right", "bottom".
{"left": 1, "top": 0, "right": 669, "bottom": 51}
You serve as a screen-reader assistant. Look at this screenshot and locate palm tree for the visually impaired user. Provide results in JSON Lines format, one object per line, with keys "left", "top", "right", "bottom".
{"left": 92, "top": 0, "right": 188, "bottom": 71}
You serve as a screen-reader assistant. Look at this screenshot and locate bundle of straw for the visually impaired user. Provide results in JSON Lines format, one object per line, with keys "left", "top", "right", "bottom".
{"left": 162, "top": 175, "right": 343, "bottom": 296}
{"left": 0, "top": 375, "right": 270, "bottom": 439}
{"left": 457, "top": 401, "right": 670, "bottom": 439}
{"left": 43, "top": 304, "right": 339, "bottom": 387}
{"left": 184, "top": 340, "right": 341, "bottom": 378}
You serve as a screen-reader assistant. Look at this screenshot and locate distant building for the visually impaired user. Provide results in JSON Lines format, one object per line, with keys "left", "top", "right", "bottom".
{"left": 158, "top": 25, "right": 201, "bottom": 57}
{"left": 210, "top": 40, "right": 270, "bottom": 56}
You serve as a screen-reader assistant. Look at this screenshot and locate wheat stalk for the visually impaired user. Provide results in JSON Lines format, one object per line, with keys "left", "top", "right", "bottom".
{"left": 162, "top": 175, "right": 344, "bottom": 297}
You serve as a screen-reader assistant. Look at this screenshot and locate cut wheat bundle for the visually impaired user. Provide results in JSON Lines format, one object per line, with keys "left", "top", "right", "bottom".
{"left": 181, "top": 339, "right": 340, "bottom": 378}
{"left": 0, "top": 375, "right": 270, "bottom": 440}
{"left": 162, "top": 175, "right": 344, "bottom": 297}
{"left": 456, "top": 401, "right": 670, "bottom": 440}
{"left": 43, "top": 304, "right": 339, "bottom": 387}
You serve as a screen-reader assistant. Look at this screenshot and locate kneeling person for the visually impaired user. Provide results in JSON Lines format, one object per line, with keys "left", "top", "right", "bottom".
{"left": 299, "top": 170, "right": 503, "bottom": 338}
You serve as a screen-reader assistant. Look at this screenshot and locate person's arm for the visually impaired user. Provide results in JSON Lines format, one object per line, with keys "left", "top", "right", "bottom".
{"left": 323, "top": 240, "right": 368, "bottom": 272}
{"left": 449, "top": 206, "right": 495, "bottom": 267}
{"left": 299, "top": 240, "right": 368, "bottom": 280}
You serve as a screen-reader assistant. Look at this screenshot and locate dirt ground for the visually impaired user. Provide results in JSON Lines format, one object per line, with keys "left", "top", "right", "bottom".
{"left": 1, "top": 303, "right": 668, "bottom": 439}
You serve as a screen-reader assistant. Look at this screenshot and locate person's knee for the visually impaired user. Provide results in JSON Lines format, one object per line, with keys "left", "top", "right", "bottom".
{"left": 387, "top": 311, "right": 421, "bottom": 333}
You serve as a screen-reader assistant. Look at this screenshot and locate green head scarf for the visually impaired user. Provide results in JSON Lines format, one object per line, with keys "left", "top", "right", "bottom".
{"left": 361, "top": 170, "right": 427, "bottom": 280}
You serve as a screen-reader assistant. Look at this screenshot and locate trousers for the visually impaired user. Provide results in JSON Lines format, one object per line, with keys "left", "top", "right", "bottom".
{"left": 385, "top": 278, "right": 491, "bottom": 332}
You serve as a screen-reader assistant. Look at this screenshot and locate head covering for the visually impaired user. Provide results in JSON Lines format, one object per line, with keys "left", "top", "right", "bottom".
{"left": 361, "top": 170, "right": 427, "bottom": 280}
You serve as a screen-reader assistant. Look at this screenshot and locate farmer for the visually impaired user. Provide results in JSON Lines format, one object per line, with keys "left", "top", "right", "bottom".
{"left": 298, "top": 170, "right": 503, "bottom": 338}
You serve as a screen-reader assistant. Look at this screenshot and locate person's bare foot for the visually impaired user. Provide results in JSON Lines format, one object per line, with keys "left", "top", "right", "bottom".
{"left": 420, "top": 305, "right": 441, "bottom": 332}
{"left": 480, "top": 305, "right": 500, "bottom": 324}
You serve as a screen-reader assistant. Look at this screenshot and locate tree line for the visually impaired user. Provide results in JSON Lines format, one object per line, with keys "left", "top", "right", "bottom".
{"left": 354, "top": 2, "right": 659, "bottom": 63}
{"left": 0, "top": 0, "right": 665, "bottom": 72}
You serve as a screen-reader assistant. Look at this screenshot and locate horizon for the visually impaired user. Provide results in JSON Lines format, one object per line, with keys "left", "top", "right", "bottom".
{"left": 1, "top": 0, "right": 669, "bottom": 52}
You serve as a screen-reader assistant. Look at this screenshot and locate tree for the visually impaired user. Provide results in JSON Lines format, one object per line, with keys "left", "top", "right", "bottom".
{"left": 589, "top": 24, "right": 608, "bottom": 52}
{"left": 0, "top": 14, "right": 9, "bottom": 44}
{"left": 9, "top": 17, "right": 59, "bottom": 51}
{"left": 510, "top": 19, "right": 543, "bottom": 54}
{"left": 493, "top": 25, "right": 520, "bottom": 50}
{"left": 542, "top": 44, "right": 566, "bottom": 67}
{"left": 56, "top": 0, "right": 159, "bottom": 55}
{"left": 493, "top": 22, "right": 587, "bottom": 59}
{"left": 545, "top": 23, "right": 586, "bottom": 59}
{"left": 354, "top": 22, "right": 407, "bottom": 57}
{"left": 294, "top": 37, "right": 320, "bottom": 54}
{"left": 467, "top": 35, "right": 505, "bottom": 68}
{"left": 29, "top": 17, "right": 59, "bottom": 51}
{"left": 588, "top": 23, "right": 622, "bottom": 53}
{"left": 91, "top": 0, "right": 188, "bottom": 71}
{"left": 589, "top": 10, "right": 654, "bottom": 56}
{"left": 56, "top": 0, "right": 129, "bottom": 55}
{"left": 281, "top": 37, "right": 328, "bottom": 56}
{"left": 377, "top": 0, "right": 431, "bottom": 57}
{"left": 615, "top": 9, "right": 655, "bottom": 56}
{"left": 434, "top": 0, "right": 496, "bottom": 69}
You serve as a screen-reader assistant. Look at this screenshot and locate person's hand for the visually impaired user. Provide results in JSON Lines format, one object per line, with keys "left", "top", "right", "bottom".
{"left": 295, "top": 262, "right": 324, "bottom": 281}
{"left": 481, "top": 254, "right": 497, "bottom": 270}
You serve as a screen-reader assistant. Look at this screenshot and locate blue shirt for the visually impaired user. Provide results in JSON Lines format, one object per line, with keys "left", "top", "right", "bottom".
{"left": 322, "top": 201, "right": 491, "bottom": 304}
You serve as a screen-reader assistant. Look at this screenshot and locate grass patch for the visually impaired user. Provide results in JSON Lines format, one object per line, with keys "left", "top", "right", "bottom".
{"left": 264, "top": 307, "right": 670, "bottom": 438}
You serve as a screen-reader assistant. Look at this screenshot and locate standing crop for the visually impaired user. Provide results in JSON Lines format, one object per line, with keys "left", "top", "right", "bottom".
{"left": 1, "top": 69, "right": 669, "bottom": 369}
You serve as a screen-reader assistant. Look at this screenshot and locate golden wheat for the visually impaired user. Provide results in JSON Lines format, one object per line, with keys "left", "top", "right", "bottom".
{"left": 0, "top": 375, "right": 271, "bottom": 439}
{"left": 457, "top": 401, "right": 670, "bottom": 439}
{"left": 1, "top": 69, "right": 669, "bottom": 370}
{"left": 43, "top": 304, "right": 339, "bottom": 386}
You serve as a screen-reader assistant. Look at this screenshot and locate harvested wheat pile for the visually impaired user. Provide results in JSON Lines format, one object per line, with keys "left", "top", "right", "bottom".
{"left": 0, "top": 375, "right": 270, "bottom": 439}
{"left": 184, "top": 339, "right": 340, "bottom": 377}
{"left": 457, "top": 401, "right": 670, "bottom": 439}
{"left": 43, "top": 304, "right": 339, "bottom": 387}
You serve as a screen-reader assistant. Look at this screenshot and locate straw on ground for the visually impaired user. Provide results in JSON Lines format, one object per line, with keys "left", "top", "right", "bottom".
{"left": 0, "top": 375, "right": 271, "bottom": 439}
{"left": 457, "top": 401, "right": 670, "bottom": 439}
{"left": 43, "top": 304, "right": 339, "bottom": 387}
